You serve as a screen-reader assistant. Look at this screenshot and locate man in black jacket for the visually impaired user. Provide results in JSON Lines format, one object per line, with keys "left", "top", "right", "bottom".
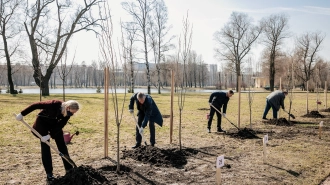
{"left": 129, "top": 92, "right": 163, "bottom": 148}
{"left": 207, "top": 90, "right": 234, "bottom": 133}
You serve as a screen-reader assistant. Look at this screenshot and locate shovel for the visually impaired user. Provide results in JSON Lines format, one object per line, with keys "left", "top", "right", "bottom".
{"left": 283, "top": 109, "right": 295, "bottom": 119}
{"left": 209, "top": 105, "right": 258, "bottom": 138}
{"left": 131, "top": 113, "right": 147, "bottom": 146}
{"left": 210, "top": 104, "right": 241, "bottom": 131}
{"left": 13, "top": 113, "right": 77, "bottom": 168}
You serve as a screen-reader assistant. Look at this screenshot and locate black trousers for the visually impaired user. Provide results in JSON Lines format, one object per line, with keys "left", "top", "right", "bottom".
{"left": 40, "top": 132, "right": 72, "bottom": 174}
{"left": 136, "top": 111, "right": 155, "bottom": 145}
{"left": 207, "top": 106, "right": 222, "bottom": 129}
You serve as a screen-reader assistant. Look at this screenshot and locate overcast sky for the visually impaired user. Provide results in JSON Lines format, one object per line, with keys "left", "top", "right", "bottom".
{"left": 70, "top": 0, "right": 330, "bottom": 66}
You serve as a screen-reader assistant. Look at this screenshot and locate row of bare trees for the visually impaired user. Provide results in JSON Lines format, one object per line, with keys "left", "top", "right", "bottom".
{"left": 0, "top": 0, "right": 103, "bottom": 95}
{"left": 1, "top": 1, "right": 328, "bottom": 95}
{"left": 214, "top": 12, "right": 328, "bottom": 92}
{"left": 0, "top": 56, "right": 212, "bottom": 90}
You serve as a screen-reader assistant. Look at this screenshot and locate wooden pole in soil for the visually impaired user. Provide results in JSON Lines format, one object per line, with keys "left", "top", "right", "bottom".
{"left": 317, "top": 82, "right": 319, "bottom": 112}
{"left": 104, "top": 67, "right": 109, "bottom": 157}
{"left": 238, "top": 75, "right": 241, "bottom": 128}
{"left": 325, "top": 81, "right": 327, "bottom": 109}
{"left": 216, "top": 155, "right": 224, "bottom": 185}
{"left": 306, "top": 81, "right": 309, "bottom": 114}
{"left": 170, "top": 70, "right": 174, "bottom": 144}
{"left": 319, "top": 121, "right": 323, "bottom": 139}
{"left": 216, "top": 168, "right": 221, "bottom": 185}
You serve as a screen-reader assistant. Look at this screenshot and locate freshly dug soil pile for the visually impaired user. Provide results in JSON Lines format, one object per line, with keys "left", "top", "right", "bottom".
{"left": 320, "top": 108, "right": 330, "bottom": 112}
{"left": 228, "top": 128, "right": 260, "bottom": 139}
{"left": 50, "top": 165, "right": 109, "bottom": 185}
{"left": 302, "top": 111, "right": 325, "bottom": 118}
{"left": 122, "top": 146, "right": 198, "bottom": 168}
{"left": 265, "top": 118, "right": 294, "bottom": 126}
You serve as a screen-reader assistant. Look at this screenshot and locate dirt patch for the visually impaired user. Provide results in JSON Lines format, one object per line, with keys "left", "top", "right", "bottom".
{"left": 162, "top": 114, "right": 170, "bottom": 118}
{"left": 50, "top": 165, "right": 110, "bottom": 185}
{"left": 302, "top": 111, "right": 325, "bottom": 118}
{"left": 121, "top": 146, "right": 198, "bottom": 168}
{"left": 263, "top": 117, "right": 294, "bottom": 126}
{"left": 226, "top": 127, "right": 260, "bottom": 139}
{"left": 197, "top": 108, "right": 209, "bottom": 111}
{"left": 320, "top": 108, "right": 330, "bottom": 112}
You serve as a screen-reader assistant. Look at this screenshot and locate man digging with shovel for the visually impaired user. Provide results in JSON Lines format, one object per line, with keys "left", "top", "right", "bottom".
{"left": 15, "top": 100, "right": 79, "bottom": 182}
{"left": 207, "top": 90, "right": 234, "bottom": 133}
{"left": 129, "top": 92, "right": 163, "bottom": 148}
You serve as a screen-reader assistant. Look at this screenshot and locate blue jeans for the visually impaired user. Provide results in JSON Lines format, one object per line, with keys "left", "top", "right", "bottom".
{"left": 263, "top": 100, "right": 278, "bottom": 118}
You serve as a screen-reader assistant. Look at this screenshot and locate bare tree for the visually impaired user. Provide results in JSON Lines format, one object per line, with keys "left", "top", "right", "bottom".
{"left": 122, "top": 0, "right": 154, "bottom": 94}
{"left": 294, "top": 31, "right": 325, "bottom": 91}
{"left": 214, "top": 12, "right": 262, "bottom": 92}
{"left": 177, "top": 11, "right": 192, "bottom": 150}
{"left": 0, "top": 0, "right": 25, "bottom": 94}
{"left": 261, "top": 14, "right": 290, "bottom": 92}
{"left": 99, "top": 1, "right": 127, "bottom": 172}
{"left": 121, "top": 22, "right": 138, "bottom": 93}
{"left": 24, "top": 0, "right": 102, "bottom": 96}
{"left": 148, "top": 0, "right": 174, "bottom": 94}
{"left": 57, "top": 49, "right": 75, "bottom": 101}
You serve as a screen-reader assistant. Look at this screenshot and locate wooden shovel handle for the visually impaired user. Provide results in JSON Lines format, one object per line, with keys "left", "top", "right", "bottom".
{"left": 13, "top": 113, "right": 77, "bottom": 167}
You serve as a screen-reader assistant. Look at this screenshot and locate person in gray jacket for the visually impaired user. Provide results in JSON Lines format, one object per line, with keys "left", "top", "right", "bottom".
{"left": 262, "top": 90, "right": 288, "bottom": 119}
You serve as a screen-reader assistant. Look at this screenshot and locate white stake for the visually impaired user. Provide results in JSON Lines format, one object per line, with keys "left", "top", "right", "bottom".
{"left": 263, "top": 134, "right": 268, "bottom": 163}
{"left": 216, "top": 155, "right": 224, "bottom": 185}
{"left": 319, "top": 121, "right": 323, "bottom": 139}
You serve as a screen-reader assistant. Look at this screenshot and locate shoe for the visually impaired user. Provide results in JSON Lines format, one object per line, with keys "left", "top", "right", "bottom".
{"left": 207, "top": 128, "right": 211, "bottom": 133}
{"left": 262, "top": 117, "right": 268, "bottom": 120}
{"left": 151, "top": 143, "right": 155, "bottom": 147}
{"left": 46, "top": 173, "right": 55, "bottom": 182}
{"left": 217, "top": 128, "right": 226, "bottom": 132}
{"left": 132, "top": 143, "right": 141, "bottom": 149}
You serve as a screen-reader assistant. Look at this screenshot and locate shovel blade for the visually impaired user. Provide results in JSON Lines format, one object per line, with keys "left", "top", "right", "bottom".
{"left": 60, "top": 153, "right": 77, "bottom": 168}
{"left": 289, "top": 114, "right": 295, "bottom": 119}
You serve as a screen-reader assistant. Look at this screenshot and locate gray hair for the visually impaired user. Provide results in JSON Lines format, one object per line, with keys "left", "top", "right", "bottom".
{"left": 137, "top": 92, "right": 146, "bottom": 100}
{"left": 61, "top": 100, "right": 80, "bottom": 116}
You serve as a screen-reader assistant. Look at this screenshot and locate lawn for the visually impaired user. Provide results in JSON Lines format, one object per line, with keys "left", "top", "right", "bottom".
{"left": 0, "top": 90, "right": 329, "bottom": 184}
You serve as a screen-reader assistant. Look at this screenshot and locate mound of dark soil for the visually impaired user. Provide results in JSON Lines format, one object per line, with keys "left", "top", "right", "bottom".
{"left": 50, "top": 165, "right": 109, "bottom": 185}
{"left": 302, "top": 111, "right": 325, "bottom": 118}
{"left": 320, "top": 108, "right": 330, "bottom": 112}
{"left": 228, "top": 128, "right": 260, "bottom": 139}
{"left": 265, "top": 118, "right": 294, "bottom": 126}
{"left": 121, "top": 146, "right": 198, "bottom": 168}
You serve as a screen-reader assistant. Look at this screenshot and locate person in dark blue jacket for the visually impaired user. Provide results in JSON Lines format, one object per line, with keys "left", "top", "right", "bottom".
{"left": 207, "top": 90, "right": 234, "bottom": 133}
{"left": 129, "top": 92, "right": 163, "bottom": 148}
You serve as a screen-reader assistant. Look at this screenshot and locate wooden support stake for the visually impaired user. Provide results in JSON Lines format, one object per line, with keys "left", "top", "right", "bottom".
{"left": 170, "top": 70, "right": 174, "bottom": 144}
{"left": 104, "top": 67, "right": 109, "bottom": 158}
{"left": 325, "top": 81, "right": 327, "bottom": 109}
{"left": 238, "top": 75, "right": 241, "bottom": 128}
{"left": 306, "top": 81, "right": 309, "bottom": 114}
{"left": 216, "top": 168, "right": 221, "bottom": 185}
